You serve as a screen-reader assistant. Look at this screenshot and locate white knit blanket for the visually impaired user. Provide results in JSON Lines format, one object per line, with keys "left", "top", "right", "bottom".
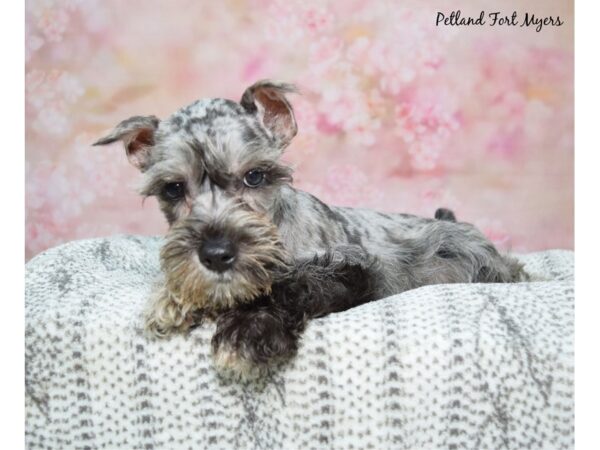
{"left": 25, "top": 236, "right": 574, "bottom": 450}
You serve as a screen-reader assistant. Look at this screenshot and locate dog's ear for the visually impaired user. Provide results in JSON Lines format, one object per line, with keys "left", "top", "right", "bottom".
{"left": 93, "top": 115, "right": 160, "bottom": 171}
{"left": 240, "top": 80, "right": 298, "bottom": 148}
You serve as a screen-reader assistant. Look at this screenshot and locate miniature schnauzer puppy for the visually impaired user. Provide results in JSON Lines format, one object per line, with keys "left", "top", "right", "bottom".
{"left": 94, "top": 80, "right": 528, "bottom": 377}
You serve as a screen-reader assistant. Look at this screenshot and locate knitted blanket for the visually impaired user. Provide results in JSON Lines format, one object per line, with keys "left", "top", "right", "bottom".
{"left": 25, "top": 236, "right": 574, "bottom": 450}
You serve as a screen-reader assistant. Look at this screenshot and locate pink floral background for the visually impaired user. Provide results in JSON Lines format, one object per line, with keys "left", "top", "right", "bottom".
{"left": 25, "top": 0, "right": 573, "bottom": 260}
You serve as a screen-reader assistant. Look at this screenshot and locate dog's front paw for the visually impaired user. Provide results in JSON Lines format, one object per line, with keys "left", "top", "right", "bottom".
{"left": 144, "top": 288, "right": 201, "bottom": 338}
{"left": 211, "top": 308, "right": 298, "bottom": 379}
{"left": 211, "top": 341, "right": 261, "bottom": 379}
{"left": 145, "top": 311, "right": 193, "bottom": 338}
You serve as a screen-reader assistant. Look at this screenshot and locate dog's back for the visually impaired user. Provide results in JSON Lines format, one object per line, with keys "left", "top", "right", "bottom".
{"left": 274, "top": 187, "right": 528, "bottom": 298}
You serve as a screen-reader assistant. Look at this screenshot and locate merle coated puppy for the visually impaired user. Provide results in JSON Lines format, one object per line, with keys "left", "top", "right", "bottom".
{"left": 94, "top": 80, "right": 528, "bottom": 377}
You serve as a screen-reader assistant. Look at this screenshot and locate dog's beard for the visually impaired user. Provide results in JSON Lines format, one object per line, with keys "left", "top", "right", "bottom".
{"left": 159, "top": 208, "right": 289, "bottom": 312}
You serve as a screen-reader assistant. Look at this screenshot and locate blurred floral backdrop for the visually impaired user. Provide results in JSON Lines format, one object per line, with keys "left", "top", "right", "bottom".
{"left": 25, "top": 0, "right": 573, "bottom": 260}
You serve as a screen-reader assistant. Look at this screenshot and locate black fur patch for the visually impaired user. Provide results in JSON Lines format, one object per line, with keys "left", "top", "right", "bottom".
{"left": 436, "top": 247, "right": 457, "bottom": 259}
{"left": 211, "top": 247, "right": 379, "bottom": 369}
{"left": 435, "top": 208, "right": 456, "bottom": 222}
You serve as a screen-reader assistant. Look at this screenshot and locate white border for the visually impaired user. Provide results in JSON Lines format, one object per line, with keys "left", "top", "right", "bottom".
{"left": 1, "top": 1, "right": 24, "bottom": 449}
{"left": 575, "top": 0, "right": 600, "bottom": 447}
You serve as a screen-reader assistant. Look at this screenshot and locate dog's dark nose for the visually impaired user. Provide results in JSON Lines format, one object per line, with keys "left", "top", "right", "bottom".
{"left": 199, "top": 237, "right": 237, "bottom": 273}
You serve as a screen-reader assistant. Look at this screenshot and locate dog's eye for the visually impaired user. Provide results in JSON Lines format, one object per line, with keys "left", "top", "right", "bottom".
{"left": 161, "top": 182, "right": 185, "bottom": 200}
{"left": 243, "top": 169, "right": 265, "bottom": 188}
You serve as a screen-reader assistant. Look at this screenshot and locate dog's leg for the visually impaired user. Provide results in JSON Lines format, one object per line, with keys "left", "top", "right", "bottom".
{"left": 211, "top": 299, "right": 299, "bottom": 378}
{"left": 144, "top": 285, "right": 202, "bottom": 337}
{"left": 392, "top": 220, "right": 529, "bottom": 287}
{"left": 274, "top": 245, "right": 380, "bottom": 317}
{"left": 211, "top": 245, "right": 379, "bottom": 377}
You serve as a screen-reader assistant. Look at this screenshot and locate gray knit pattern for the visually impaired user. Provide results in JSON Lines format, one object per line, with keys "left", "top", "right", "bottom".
{"left": 25, "top": 236, "right": 574, "bottom": 450}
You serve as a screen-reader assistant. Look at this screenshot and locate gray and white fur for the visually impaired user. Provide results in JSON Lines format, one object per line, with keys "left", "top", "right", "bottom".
{"left": 94, "top": 80, "right": 528, "bottom": 378}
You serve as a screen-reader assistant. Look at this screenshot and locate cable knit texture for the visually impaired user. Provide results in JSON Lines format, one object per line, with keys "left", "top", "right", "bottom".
{"left": 25, "top": 236, "right": 573, "bottom": 449}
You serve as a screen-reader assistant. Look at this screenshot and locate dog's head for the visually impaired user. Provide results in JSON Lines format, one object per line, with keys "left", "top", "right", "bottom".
{"left": 94, "top": 80, "right": 298, "bottom": 311}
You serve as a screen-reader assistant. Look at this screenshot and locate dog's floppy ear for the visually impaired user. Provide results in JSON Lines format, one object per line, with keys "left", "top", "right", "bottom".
{"left": 240, "top": 80, "right": 298, "bottom": 148}
{"left": 93, "top": 115, "right": 160, "bottom": 171}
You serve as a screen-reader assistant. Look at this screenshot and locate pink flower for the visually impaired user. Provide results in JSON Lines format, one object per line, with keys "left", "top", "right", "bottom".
{"left": 394, "top": 92, "right": 461, "bottom": 171}
{"left": 37, "top": 8, "right": 70, "bottom": 43}
{"left": 25, "top": 33, "right": 44, "bottom": 63}
{"left": 301, "top": 6, "right": 334, "bottom": 34}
